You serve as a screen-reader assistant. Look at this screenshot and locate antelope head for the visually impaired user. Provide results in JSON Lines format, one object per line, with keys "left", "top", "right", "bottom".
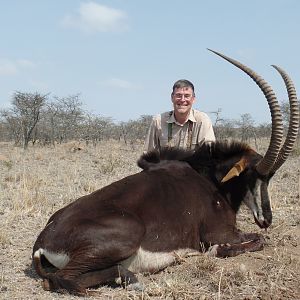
{"left": 209, "top": 49, "right": 299, "bottom": 228}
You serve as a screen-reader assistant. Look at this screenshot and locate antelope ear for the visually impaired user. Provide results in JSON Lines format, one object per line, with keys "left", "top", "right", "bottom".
{"left": 221, "top": 158, "right": 248, "bottom": 183}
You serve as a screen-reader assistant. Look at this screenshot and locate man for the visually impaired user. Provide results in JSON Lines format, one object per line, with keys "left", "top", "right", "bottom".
{"left": 144, "top": 79, "right": 215, "bottom": 152}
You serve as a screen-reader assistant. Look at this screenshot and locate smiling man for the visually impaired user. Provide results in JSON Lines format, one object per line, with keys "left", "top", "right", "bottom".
{"left": 144, "top": 79, "right": 215, "bottom": 152}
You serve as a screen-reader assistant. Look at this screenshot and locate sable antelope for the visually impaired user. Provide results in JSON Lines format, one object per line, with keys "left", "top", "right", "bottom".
{"left": 32, "top": 50, "right": 299, "bottom": 295}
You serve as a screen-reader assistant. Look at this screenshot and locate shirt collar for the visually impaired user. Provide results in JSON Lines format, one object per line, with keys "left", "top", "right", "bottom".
{"left": 167, "top": 109, "right": 196, "bottom": 125}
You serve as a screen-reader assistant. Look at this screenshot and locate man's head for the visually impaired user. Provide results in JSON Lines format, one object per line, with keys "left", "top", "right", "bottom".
{"left": 171, "top": 79, "right": 196, "bottom": 118}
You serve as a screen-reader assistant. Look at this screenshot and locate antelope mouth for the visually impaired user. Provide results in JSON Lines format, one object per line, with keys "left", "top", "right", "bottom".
{"left": 254, "top": 216, "right": 270, "bottom": 229}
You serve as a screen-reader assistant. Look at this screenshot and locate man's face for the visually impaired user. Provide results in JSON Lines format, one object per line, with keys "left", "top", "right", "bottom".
{"left": 171, "top": 87, "right": 195, "bottom": 115}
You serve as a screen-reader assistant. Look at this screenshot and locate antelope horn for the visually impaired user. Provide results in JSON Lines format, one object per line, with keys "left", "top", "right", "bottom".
{"left": 208, "top": 49, "right": 284, "bottom": 175}
{"left": 270, "top": 65, "right": 299, "bottom": 173}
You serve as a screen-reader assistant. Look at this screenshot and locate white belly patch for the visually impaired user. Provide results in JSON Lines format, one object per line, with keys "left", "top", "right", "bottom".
{"left": 34, "top": 247, "right": 200, "bottom": 273}
{"left": 34, "top": 248, "right": 70, "bottom": 269}
{"left": 120, "top": 247, "right": 196, "bottom": 273}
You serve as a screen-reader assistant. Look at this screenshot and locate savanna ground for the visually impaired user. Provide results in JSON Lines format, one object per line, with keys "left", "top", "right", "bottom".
{"left": 0, "top": 139, "right": 299, "bottom": 300}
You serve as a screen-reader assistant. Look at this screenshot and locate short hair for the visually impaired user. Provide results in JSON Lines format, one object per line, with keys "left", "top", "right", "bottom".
{"left": 172, "top": 79, "right": 195, "bottom": 95}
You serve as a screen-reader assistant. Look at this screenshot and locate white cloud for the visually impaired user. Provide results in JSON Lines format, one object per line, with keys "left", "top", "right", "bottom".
{"left": 100, "top": 78, "right": 141, "bottom": 90}
{"left": 62, "top": 2, "right": 129, "bottom": 33}
{"left": 17, "top": 59, "right": 36, "bottom": 68}
{"left": 0, "top": 58, "right": 36, "bottom": 76}
{"left": 0, "top": 60, "right": 18, "bottom": 76}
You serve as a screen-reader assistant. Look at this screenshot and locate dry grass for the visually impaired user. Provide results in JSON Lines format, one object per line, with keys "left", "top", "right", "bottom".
{"left": 0, "top": 140, "right": 299, "bottom": 300}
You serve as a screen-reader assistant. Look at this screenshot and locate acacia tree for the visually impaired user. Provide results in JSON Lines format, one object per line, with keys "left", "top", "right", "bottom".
{"left": 280, "top": 100, "right": 300, "bottom": 150}
{"left": 214, "top": 119, "right": 237, "bottom": 140}
{"left": 280, "top": 100, "right": 300, "bottom": 132}
{"left": 0, "top": 110, "right": 22, "bottom": 144}
{"left": 235, "top": 113, "right": 260, "bottom": 149}
{"left": 2, "top": 92, "right": 47, "bottom": 148}
{"left": 54, "top": 94, "right": 84, "bottom": 142}
{"left": 43, "top": 101, "right": 60, "bottom": 146}
{"left": 119, "top": 115, "right": 152, "bottom": 146}
{"left": 236, "top": 113, "right": 256, "bottom": 143}
{"left": 32, "top": 94, "right": 85, "bottom": 145}
{"left": 81, "top": 113, "right": 113, "bottom": 146}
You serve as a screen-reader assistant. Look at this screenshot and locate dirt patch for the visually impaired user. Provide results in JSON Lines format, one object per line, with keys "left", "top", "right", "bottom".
{"left": 0, "top": 141, "right": 299, "bottom": 299}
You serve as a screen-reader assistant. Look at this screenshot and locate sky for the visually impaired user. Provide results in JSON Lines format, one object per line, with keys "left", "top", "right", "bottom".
{"left": 0, "top": 0, "right": 299, "bottom": 125}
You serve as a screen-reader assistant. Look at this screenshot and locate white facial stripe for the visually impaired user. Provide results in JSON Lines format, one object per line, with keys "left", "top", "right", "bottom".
{"left": 121, "top": 247, "right": 195, "bottom": 273}
{"left": 34, "top": 248, "right": 70, "bottom": 269}
{"left": 253, "top": 179, "right": 263, "bottom": 221}
{"left": 244, "top": 179, "right": 263, "bottom": 220}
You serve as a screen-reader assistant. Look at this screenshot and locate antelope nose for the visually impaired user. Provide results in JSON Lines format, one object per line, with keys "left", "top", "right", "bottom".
{"left": 254, "top": 216, "right": 271, "bottom": 229}
{"left": 263, "top": 219, "right": 271, "bottom": 228}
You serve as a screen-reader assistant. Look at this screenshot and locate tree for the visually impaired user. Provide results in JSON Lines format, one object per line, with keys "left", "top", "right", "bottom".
{"left": 214, "top": 118, "right": 237, "bottom": 140}
{"left": 81, "top": 113, "right": 113, "bottom": 146}
{"left": 32, "top": 94, "right": 86, "bottom": 145}
{"left": 209, "top": 108, "right": 223, "bottom": 127}
{"left": 0, "top": 109, "right": 22, "bottom": 144}
{"left": 119, "top": 115, "right": 153, "bottom": 146}
{"left": 236, "top": 113, "right": 256, "bottom": 143}
{"left": 54, "top": 94, "right": 84, "bottom": 142}
{"left": 280, "top": 100, "right": 300, "bottom": 133}
{"left": 256, "top": 123, "right": 272, "bottom": 139}
{"left": 2, "top": 92, "right": 47, "bottom": 149}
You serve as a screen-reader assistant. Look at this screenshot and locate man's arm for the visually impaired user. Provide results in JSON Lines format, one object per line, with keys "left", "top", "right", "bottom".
{"left": 196, "top": 112, "right": 216, "bottom": 144}
{"left": 204, "top": 119, "right": 216, "bottom": 142}
{"left": 144, "top": 116, "right": 160, "bottom": 152}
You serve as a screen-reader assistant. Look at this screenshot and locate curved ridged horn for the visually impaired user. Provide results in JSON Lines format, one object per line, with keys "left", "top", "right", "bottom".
{"left": 270, "top": 65, "right": 299, "bottom": 173}
{"left": 208, "top": 49, "right": 284, "bottom": 175}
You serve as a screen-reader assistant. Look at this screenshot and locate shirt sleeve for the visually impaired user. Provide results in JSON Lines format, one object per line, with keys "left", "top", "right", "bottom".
{"left": 204, "top": 118, "right": 216, "bottom": 142}
{"left": 144, "top": 116, "right": 160, "bottom": 152}
{"left": 197, "top": 113, "right": 216, "bottom": 144}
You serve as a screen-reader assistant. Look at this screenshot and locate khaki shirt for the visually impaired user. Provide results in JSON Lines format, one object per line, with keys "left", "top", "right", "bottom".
{"left": 144, "top": 109, "right": 215, "bottom": 152}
